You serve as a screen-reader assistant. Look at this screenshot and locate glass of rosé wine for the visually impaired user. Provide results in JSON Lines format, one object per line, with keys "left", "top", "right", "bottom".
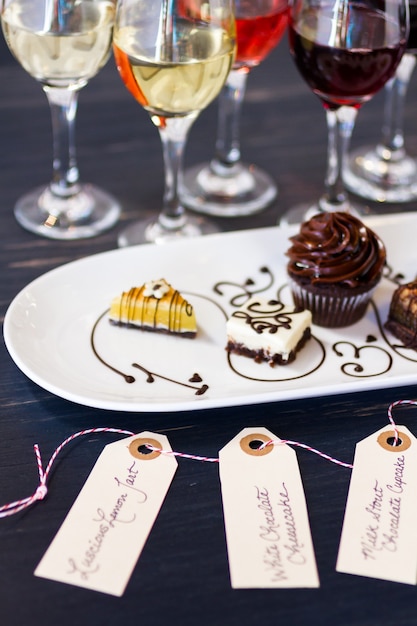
{"left": 1, "top": 0, "right": 121, "bottom": 240}
{"left": 113, "top": 0, "right": 236, "bottom": 246}
{"left": 280, "top": 0, "right": 408, "bottom": 225}
{"left": 180, "top": 0, "right": 289, "bottom": 217}
{"left": 343, "top": 2, "right": 417, "bottom": 203}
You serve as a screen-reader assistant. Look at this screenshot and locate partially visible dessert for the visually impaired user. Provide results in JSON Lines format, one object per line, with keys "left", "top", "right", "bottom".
{"left": 226, "top": 297, "right": 312, "bottom": 366}
{"left": 286, "top": 211, "right": 386, "bottom": 327}
{"left": 109, "top": 278, "right": 197, "bottom": 338}
{"left": 385, "top": 280, "right": 417, "bottom": 349}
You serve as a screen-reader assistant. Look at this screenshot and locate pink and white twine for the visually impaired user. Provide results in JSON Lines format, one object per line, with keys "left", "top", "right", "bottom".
{"left": 0, "top": 399, "right": 416, "bottom": 518}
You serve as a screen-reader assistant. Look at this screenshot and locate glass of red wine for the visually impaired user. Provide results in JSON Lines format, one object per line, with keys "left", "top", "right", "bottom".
{"left": 180, "top": 0, "right": 289, "bottom": 217}
{"left": 281, "top": 0, "right": 408, "bottom": 225}
{"left": 343, "top": 2, "right": 417, "bottom": 203}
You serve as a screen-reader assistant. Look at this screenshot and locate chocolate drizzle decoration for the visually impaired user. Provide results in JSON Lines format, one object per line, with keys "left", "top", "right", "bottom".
{"left": 383, "top": 264, "right": 405, "bottom": 286}
{"left": 232, "top": 299, "right": 300, "bottom": 335}
{"left": 213, "top": 266, "right": 274, "bottom": 307}
{"left": 110, "top": 282, "right": 194, "bottom": 335}
{"left": 90, "top": 309, "right": 209, "bottom": 395}
{"left": 87, "top": 258, "right": 417, "bottom": 403}
{"left": 332, "top": 338, "right": 393, "bottom": 377}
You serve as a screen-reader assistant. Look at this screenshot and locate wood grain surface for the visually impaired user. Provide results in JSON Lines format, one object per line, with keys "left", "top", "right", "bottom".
{"left": 1, "top": 29, "right": 417, "bottom": 626}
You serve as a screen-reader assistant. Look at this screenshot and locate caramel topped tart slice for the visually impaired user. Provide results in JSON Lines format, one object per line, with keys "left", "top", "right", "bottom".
{"left": 109, "top": 278, "right": 197, "bottom": 338}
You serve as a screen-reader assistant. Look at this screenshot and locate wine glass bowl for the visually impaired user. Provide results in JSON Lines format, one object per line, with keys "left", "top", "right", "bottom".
{"left": 180, "top": 0, "right": 289, "bottom": 217}
{"left": 280, "top": 0, "right": 408, "bottom": 225}
{"left": 1, "top": 0, "right": 121, "bottom": 240}
{"left": 113, "top": 0, "right": 236, "bottom": 246}
{"left": 343, "top": 3, "right": 417, "bottom": 204}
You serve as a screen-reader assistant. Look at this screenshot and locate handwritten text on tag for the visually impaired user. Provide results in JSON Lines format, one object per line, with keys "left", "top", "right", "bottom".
{"left": 35, "top": 432, "right": 177, "bottom": 596}
{"left": 219, "top": 427, "right": 319, "bottom": 588}
{"left": 337, "top": 425, "right": 417, "bottom": 585}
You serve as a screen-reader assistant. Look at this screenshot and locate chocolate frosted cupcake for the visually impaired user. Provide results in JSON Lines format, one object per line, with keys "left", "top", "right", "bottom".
{"left": 286, "top": 212, "right": 386, "bottom": 327}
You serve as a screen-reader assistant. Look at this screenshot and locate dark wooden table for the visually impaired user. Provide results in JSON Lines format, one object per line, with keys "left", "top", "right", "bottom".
{"left": 2, "top": 30, "right": 417, "bottom": 626}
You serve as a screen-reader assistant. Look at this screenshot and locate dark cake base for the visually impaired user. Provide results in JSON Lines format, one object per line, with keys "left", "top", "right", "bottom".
{"left": 226, "top": 328, "right": 311, "bottom": 367}
{"left": 385, "top": 319, "right": 417, "bottom": 350}
{"left": 109, "top": 319, "right": 196, "bottom": 339}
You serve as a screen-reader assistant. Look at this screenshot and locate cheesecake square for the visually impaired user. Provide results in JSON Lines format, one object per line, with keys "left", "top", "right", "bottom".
{"left": 226, "top": 297, "right": 312, "bottom": 366}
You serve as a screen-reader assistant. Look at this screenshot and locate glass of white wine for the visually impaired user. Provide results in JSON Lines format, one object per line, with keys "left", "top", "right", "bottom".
{"left": 113, "top": 0, "right": 236, "bottom": 246}
{"left": 1, "top": 0, "right": 121, "bottom": 240}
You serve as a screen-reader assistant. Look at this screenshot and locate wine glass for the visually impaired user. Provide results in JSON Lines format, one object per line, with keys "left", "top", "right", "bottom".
{"left": 180, "top": 0, "right": 289, "bottom": 217}
{"left": 1, "top": 0, "right": 121, "bottom": 240}
{"left": 113, "top": 0, "right": 236, "bottom": 246}
{"left": 343, "top": 2, "right": 417, "bottom": 203}
{"left": 280, "top": 0, "right": 408, "bottom": 226}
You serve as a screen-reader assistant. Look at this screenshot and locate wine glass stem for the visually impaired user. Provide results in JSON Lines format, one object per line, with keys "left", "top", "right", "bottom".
{"left": 378, "top": 52, "right": 416, "bottom": 159}
{"left": 211, "top": 69, "right": 248, "bottom": 172}
{"left": 321, "top": 106, "right": 357, "bottom": 212}
{"left": 158, "top": 116, "right": 195, "bottom": 230}
{"left": 44, "top": 86, "right": 81, "bottom": 198}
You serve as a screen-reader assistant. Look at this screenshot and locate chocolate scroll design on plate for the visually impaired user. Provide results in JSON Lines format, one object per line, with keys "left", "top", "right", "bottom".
{"left": 213, "top": 266, "right": 274, "bottom": 307}
{"left": 332, "top": 336, "right": 393, "bottom": 378}
{"left": 331, "top": 295, "right": 399, "bottom": 377}
{"left": 383, "top": 263, "right": 405, "bottom": 286}
{"left": 90, "top": 309, "right": 209, "bottom": 396}
{"left": 226, "top": 333, "right": 326, "bottom": 383}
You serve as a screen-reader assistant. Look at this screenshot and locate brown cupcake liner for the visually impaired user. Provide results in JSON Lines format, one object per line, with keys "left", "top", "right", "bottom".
{"left": 289, "top": 279, "right": 376, "bottom": 328}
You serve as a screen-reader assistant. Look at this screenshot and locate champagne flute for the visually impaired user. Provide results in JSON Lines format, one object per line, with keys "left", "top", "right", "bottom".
{"left": 113, "top": 0, "right": 236, "bottom": 246}
{"left": 343, "top": 3, "right": 417, "bottom": 203}
{"left": 280, "top": 0, "right": 408, "bottom": 225}
{"left": 181, "top": 0, "right": 289, "bottom": 217}
{"left": 1, "top": 0, "right": 121, "bottom": 240}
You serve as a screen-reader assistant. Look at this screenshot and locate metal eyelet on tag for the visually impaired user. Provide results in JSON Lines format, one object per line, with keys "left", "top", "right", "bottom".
{"left": 239, "top": 433, "right": 273, "bottom": 456}
{"left": 129, "top": 437, "right": 162, "bottom": 460}
{"left": 377, "top": 430, "right": 411, "bottom": 452}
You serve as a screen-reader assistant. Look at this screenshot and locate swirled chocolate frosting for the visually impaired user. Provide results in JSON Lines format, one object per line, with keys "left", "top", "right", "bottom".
{"left": 286, "top": 212, "right": 386, "bottom": 288}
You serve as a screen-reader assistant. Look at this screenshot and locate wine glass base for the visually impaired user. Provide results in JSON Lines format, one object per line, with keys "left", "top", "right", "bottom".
{"left": 180, "top": 162, "right": 277, "bottom": 217}
{"left": 14, "top": 184, "right": 121, "bottom": 240}
{"left": 344, "top": 146, "right": 417, "bottom": 203}
{"left": 279, "top": 203, "right": 319, "bottom": 226}
{"left": 279, "top": 202, "right": 366, "bottom": 226}
{"left": 118, "top": 214, "right": 220, "bottom": 247}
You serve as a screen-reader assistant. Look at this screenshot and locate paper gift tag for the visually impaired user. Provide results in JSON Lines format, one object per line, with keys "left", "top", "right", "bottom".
{"left": 337, "top": 425, "right": 417, "bottom": 585}
{"left": 35, "top": 432, "right": 177, "bottom": 596}
{"left": 219, "top": 427, "right": 319, "bottom": 588}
